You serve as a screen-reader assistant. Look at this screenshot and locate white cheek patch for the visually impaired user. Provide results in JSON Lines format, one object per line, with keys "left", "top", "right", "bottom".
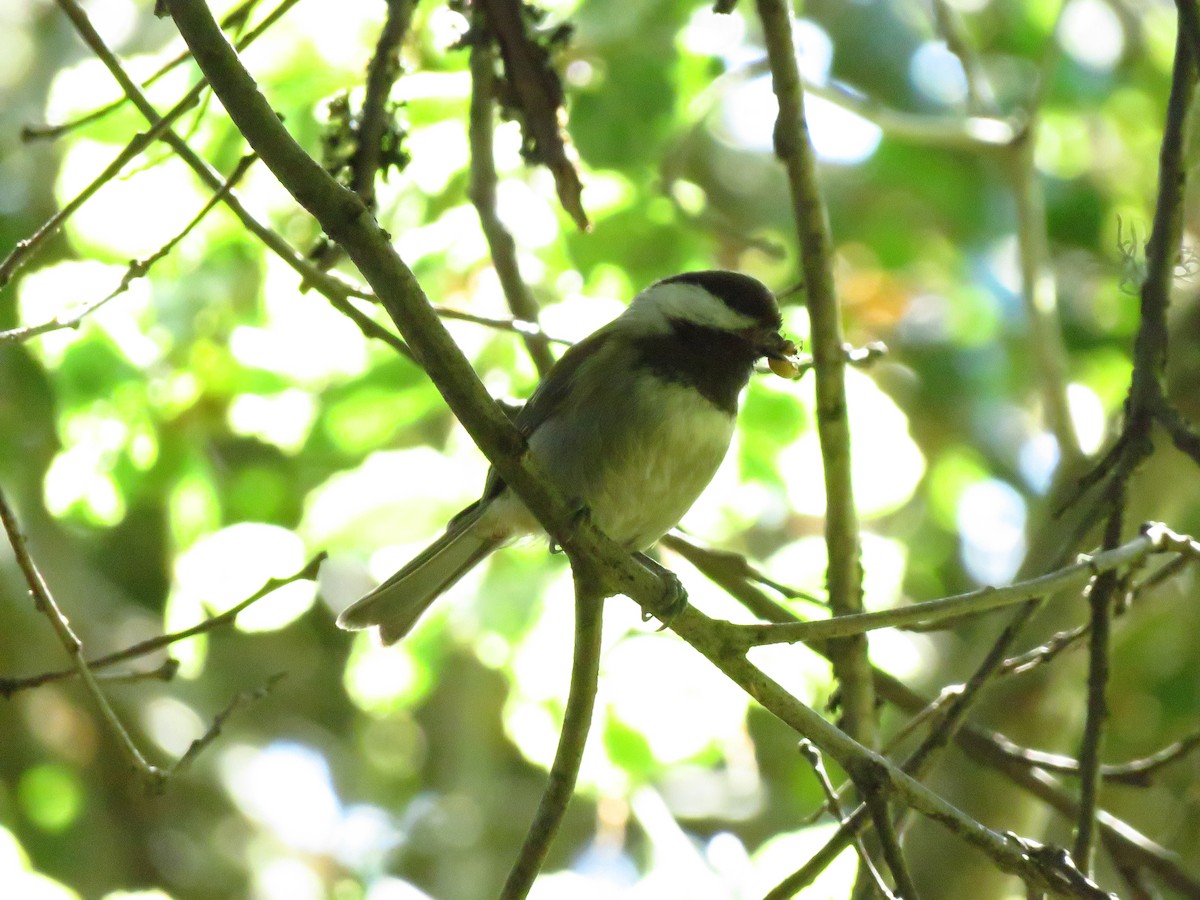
{"left": 625, "top": 283, "right": 758, "bottom": 333}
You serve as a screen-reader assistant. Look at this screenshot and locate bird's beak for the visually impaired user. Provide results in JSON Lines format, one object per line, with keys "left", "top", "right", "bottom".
{"left": 764, "top": 332, "right": 799, "bottom": 362}
{"left": 742, "top": 327, "right": 802, "bottom": 378}
{"left": 743, "top": 327, "right": 798, "bottom": 362}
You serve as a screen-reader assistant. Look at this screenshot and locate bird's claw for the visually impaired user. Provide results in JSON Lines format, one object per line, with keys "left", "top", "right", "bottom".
{"left": 635, "top": 553, "right": 688, "bottom": 630}
{"left": 550, "top": 498, "right": 591, "bottom": 554}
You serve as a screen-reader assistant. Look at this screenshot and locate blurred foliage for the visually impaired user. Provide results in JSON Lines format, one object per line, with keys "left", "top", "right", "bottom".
{"left": 1, "top": 0, "right": 1199, "bottom": 897}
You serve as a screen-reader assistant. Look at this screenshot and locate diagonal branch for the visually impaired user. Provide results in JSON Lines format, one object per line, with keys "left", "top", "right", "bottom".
{"left": 22, "top": 0, "right": 268, "bottom": 141}
{"left": 0, "top": 553, "right": 325, "bottom": 697}
{"left": 46, "top": 0, "right": 416, "bottom": 363}
{"left": 160, "top": 4, "right": 1115, "bottom": 892}
{"left": 0, "top": 154, "right": 255, "bottom": 344}
{"left": 0, "top": 488, "right": 166, "bottom": 794}
{"left": 798, "top": 740, "right": 898, "bottom": 900}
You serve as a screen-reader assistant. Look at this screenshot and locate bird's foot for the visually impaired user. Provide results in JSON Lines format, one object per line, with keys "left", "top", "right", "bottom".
{"left": 549, "top": 498, "right": 591, "bottom": 554}
{"left": 635, "top": 552, "right": 688, "bottom": 631}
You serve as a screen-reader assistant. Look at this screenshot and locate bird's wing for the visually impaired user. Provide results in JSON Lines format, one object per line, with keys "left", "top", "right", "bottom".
{"left": 480, "top": 324, "right": 617, "bottom": 501}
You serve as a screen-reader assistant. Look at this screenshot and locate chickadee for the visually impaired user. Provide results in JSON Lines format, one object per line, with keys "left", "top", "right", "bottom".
{"left": 337, "top": 270, "right": 798, "bottom": 643}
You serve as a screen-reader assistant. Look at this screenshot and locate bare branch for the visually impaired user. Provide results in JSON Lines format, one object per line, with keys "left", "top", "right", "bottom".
{"left": 47, "top": 0, "right": 417, "bottom": 364}
{"left": 661, "top": 532, "right": 825, "bottom": 608}
{"left": 985, "top": 725, "right": 1200, "bottom": 789}
{"left": 0, "top": 488, "right": 167, "bottom": 793}
{"left": 798, "top": 740, "right": 898, "bottom": 900}
{"left": 501, "top": 565, "right": 604, "bottom": 899}
{"left": 752, "top": 0, "right": 875, "bottom": 751}
{"left": 1074, "top": 504, "right": 1124, "bottom": 872}
{"left": 475, "top": 0, "right": 588, "bottom": 229}
{"left": 171, "top": 672, "right": 286, "bottom": 776}
{"left": 469, "top": 5, "right": 557, "bottom": 376}
{"left": 729, "top": 525, "right": 1189, "bottom": 649}
{"left": 21, "top": 0, "right": 267, "bottom": 141}
{"left": 0, "top": 154, "right": 255, "bottom": 344}
{"left": 929, "top": 0, "right": 997, "bottom": 114}
{"left": 0, "top": 554, "right": 325, "bottom": 697}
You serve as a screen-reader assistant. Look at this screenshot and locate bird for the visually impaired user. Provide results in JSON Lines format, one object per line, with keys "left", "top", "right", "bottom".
{"left": 336, "top": 270, "right": 799, "bottom": 644}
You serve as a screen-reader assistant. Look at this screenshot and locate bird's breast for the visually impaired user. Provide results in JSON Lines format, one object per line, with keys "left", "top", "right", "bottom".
{"left": 485, "top": 367, "right": 740, "bottom": 551}
{"left": 571, "top": 378, "right": 736, "bottom": 550}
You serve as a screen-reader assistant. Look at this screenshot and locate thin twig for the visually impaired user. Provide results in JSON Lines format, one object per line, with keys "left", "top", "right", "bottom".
{"left": 930, "top": 0, "right": 997, "bottom": 113}
{"left": 661, "top": 532, "right": 825, "bottom": 607}
{"left": 3, "top": 0, "right": 300, "bottom": 290}
{"left": 0, "top": 553, "right": 325, "bottom": 697}
{"left": 501, "top": 566, "right": 605, "bottom": 899}
{"left": 305, "top": 0, "right": 416, "bottom": 277}
{"left": 1156, "top": 402, "right": 1200, "bottom": 470}
{"left": 0, "top": 488, "right": 167, "bottom": 793}
{"left": 0, "top": 154, "right": 256, "bottom": 344}
{"left": 171, "top": 672, "right": 286, "bottom": 775}
{"left": 468, "top": 4, "right": 556, "bottom": 376}
{"left": 22, "top": 0, "right": 263, "bottom": 141}
{"left": 999, "top": 623, "right": 1090, "bottom": 677}
{"left": 434, "top": 305, "right": 568, "bottom": 343}
{"left": 802, "top": 78, "right": 1021, "bottom": 149}
{"left": 986, "top": 726, "right": 1200, "bottom": 788}
{"left": 862, "top": 788, "right": 920, "bottom": 900}
{"left": 0, "top": 105, "right": 195, "bottom": 290}
{"left": 89, "top": 658, "right": 180, "bottom": 687}
{"left": 1008, "top": 126, "right": 1082, "bottom": 465}
{"left": 798, "top": 740, "right": 897, "bottom": 900}
{"left": 47, "top": 0, "right": 417, "bottom": 364}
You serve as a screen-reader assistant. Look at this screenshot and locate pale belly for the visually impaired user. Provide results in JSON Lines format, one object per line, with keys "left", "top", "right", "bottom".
{"left": 583, "top": 396, "right": 733, "bottom": 548}
{"left": 483, "top": 379, "right": 736, "bottom": 550}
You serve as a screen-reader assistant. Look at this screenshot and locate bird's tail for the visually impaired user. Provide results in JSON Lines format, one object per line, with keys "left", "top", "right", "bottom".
{"left": 337, "top": 505, "right": 501, "bottom": 644}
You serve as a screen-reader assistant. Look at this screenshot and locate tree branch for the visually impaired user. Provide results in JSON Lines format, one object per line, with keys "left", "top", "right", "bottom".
{"left": 501, "top": 565, "right": 604, "bottom": 899}
{"left": 0, "top": 488, "right": 167, "bottom": 793}
{"left": 0, "top": 154, "right": 255, "bottom": 344}
{"left": 797, "top": 740, "right": 898, "bottom": 900}
{"left": 752, "top": 0, "right": 875, "bottom": 750}
{"left": 158, "top": 3, "right": 1115, "bottom": 891}
{"left": 469, "top": 5, "right": 557, "bottom": 376}
{"left": 475, "top": 0, "right": 588, "bottom": 229}
{"left": 1074, "top": 504, "right": 1124, "bottom": 872}
{"left": 0, "top": 553, "right": 325, "bottom": 697}
{"left": 50, "top": 0, "right": 417, "bottom": 363}
{"left": 727, "top": 524, "right": 1190, "bottom": 648}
